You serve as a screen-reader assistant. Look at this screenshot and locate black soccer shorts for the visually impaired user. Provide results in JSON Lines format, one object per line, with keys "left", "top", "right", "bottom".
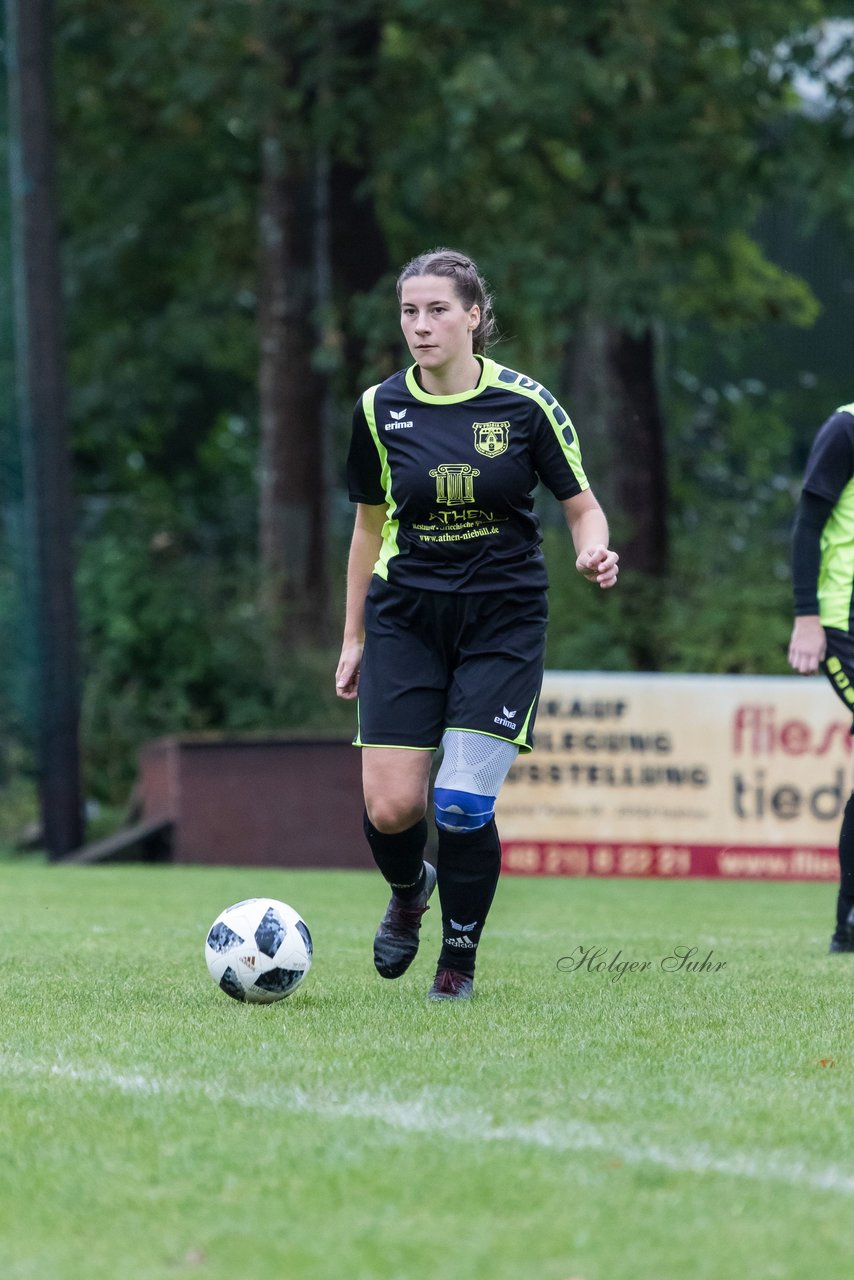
{"left": 355, "top": 577, "right": 548, "bottom": 753}
{"left": 822, "top": 627, "right": 854, "bottom": 731}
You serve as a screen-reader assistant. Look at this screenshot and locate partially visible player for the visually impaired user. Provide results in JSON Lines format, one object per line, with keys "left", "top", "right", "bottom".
{"left": 335, "top": 248, "right": 619, "bottom": 1000}
{"left": 788, "top": 400, "right": 854, "bottom": 952}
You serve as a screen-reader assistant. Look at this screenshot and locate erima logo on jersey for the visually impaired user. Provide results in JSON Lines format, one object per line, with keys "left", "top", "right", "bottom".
{"left": 384, "top": 408, "right": 413, "bottom": 430}
{"left": 494, "top": 705, "right": 518, "bottom": 730}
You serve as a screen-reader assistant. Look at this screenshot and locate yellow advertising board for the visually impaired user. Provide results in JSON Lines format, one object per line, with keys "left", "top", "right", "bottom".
{"left": 497, "top": 672, "right": 850, "bottom": 880}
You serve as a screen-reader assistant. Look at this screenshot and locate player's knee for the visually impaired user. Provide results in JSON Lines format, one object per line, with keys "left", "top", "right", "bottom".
{"left": 365, "top": 796, "right": 426, "bottom": 834}
{"left": 434, "top": 787, "right": 495, "bottom": 832}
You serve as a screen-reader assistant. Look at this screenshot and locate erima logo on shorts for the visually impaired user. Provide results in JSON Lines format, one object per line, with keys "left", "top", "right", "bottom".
{"left": 494, "top": 705, "right": 517, "bottom": 730}
{"left": 384, "top": 408, "right": 413, "bottom": 430}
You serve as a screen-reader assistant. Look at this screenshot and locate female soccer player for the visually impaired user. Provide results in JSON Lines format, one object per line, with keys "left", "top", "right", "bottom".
{"left": 335, "top": 248, "right": 619, "bottom": 1000}
{"left": 788, "top": 400, "right": 854, "bottom": 952}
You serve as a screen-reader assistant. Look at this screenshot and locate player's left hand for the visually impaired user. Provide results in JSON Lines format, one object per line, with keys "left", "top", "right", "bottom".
{"left": 787, "top": 615, "right": 825, "bottom": 674}
{"left": 576, "top": 545, "right": 619, "bottom": 589}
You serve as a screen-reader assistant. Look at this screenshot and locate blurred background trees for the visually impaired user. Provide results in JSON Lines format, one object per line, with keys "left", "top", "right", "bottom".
{"left": 1, "top": 0, "right": 853, "bottom": 845}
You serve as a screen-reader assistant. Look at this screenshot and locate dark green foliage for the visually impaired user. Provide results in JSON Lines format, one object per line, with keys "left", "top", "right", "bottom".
{"left": 545, "top": 368, "right": 804, "bottom": 675}
{"left": 371, "top": 0, "right": 826, "bottom": 338}
{"left": 77, "top": 500, "right": 353, "bottom": 803}
{"left": 3, "top": 1, "right": 854, "bottom": 820}
{"left": 56, "top": 0, "right": 261, "bottom": 496}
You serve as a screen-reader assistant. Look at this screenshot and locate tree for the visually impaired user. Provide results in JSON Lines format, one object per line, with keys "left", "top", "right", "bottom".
{"left": 367, "top": 0, "right": 823, "bottom": 581}
{"left": 56, "top": 1, "right": 389, "bottom": 647}
{"left": 255, "top": 1, "right": 389, "bottom": 643}
{"left": 255, "top": 3, "right": 332, "bottom": 642}
{"left": 25, "top": 0, "right": 853, "bottom": 812}
{"left": 5, "top": 0, "right": 84, "bottom": 855}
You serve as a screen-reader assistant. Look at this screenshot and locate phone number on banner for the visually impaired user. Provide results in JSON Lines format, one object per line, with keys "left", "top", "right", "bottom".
{"left": 501, "top": 841, "right": 837, "bottom": 880}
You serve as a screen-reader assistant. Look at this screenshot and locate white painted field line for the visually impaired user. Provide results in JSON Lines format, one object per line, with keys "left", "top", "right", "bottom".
{"left": 3, "top": 1053, "right": 853, "bottom": 1196}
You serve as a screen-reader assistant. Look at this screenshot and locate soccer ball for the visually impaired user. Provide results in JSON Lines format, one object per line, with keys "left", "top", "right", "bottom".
{"left": 204, "top": 898, "right": 313, "bottom": 1003}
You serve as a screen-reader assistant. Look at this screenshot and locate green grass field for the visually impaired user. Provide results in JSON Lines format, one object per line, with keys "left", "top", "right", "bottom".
{"left": 1, "top": 861, "right": 852, "bottom": 1280}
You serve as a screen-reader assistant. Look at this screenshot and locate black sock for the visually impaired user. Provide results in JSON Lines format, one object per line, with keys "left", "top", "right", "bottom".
{"left": 835, "top": 792, "right": 854, "bottom": 936}
{"left": 435, "top": 819, "right": 502, "bottom": 976}
{"left": 363, "top": 811, "right": 427, "bottom": 900}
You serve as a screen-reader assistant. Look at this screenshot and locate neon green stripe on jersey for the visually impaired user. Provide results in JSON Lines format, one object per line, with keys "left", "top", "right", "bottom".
{"left": 362, "top": 384, "right": 400, "bottom": 579}
{"left": 484, "top": 360, "right": 589, "bottom": 490}
{"left": 819, "top": 472, "right": 854, "bottom": 629}
{"left": 816, "top": 405, "right": 854, "bottom": 628}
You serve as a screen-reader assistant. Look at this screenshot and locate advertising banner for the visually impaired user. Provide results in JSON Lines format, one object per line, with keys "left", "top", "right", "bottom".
{"left": 497, "top": 672, "right": 849, "bottom": 880}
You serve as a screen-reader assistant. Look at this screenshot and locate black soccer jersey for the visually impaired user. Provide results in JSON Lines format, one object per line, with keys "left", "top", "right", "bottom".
{"left": 802, "top": 404, "right": 854, "bottom": 630}
{"left": 346, "top": 356, "right": 589, "bottom": 592}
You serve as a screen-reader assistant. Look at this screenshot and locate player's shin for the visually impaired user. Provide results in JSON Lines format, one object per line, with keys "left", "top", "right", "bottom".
{"left": 363, "top": 810, "right": 429, "bottom": 900}
{"left": 834, "top": 792, "right": 854, "bottom": 941}
{"left": 435, "top": 818, "right": 502, "bottom": 975}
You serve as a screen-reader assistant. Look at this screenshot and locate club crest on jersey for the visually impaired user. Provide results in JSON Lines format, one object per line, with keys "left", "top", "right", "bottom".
{"left": 472, "top": 420, "right": 510, "bottom": 457}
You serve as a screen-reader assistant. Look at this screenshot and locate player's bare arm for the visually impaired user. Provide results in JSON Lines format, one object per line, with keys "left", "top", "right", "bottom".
{"left": 561, "top": 491, "right": 619, "bottom": 589}
{"left": 336, "top": 503, "right": 385, "bottom": 699}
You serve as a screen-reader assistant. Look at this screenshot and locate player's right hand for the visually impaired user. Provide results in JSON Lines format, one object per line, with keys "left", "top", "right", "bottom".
{"left": 335, "top": 641, "right": 364, "bottom": 699}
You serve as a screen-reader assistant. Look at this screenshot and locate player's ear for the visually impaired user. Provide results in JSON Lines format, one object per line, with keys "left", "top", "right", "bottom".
{"left": 468, "top": 304, "right": 481, "bottom": 332}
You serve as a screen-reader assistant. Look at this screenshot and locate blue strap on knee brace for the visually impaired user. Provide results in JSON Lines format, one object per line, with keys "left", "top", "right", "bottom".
{"left": 434, "top": 787, "right": 495, "bottom": 832}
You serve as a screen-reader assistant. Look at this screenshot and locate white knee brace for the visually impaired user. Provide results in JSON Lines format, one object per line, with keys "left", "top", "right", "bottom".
{"left": 434, "top": 730, "right": 519, "bottom": 832}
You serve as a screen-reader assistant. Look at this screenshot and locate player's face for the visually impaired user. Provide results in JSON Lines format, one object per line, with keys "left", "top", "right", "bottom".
{"left": 400, "top": 276, "right": 480, "bottom": 374}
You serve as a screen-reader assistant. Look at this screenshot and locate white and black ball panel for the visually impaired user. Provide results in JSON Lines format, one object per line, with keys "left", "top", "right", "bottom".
{"left": 254, "top": 907, "right": 287, "bottom": 959}
{"left": 204, "top": 897, "right": 312, "bottom": 1003}
{"left": 296, "top": 919, "right": 313, "bottom": 959}
{"left": 218, "top": 966, "right": 246, "bottom": 1002}
{"left": 206, "top": 920, "right": 245, "bottom": 953}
